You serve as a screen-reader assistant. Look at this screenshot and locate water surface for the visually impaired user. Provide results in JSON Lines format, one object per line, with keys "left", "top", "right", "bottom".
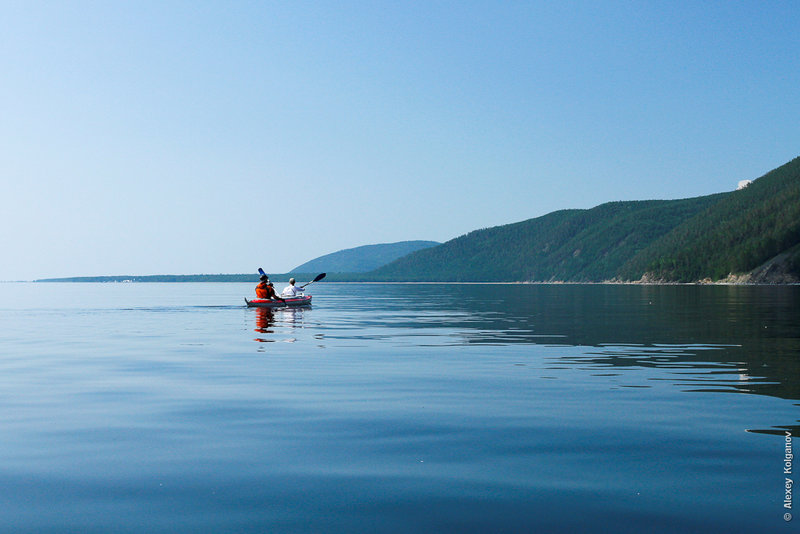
{"left": 0, "top": 282, "right": 797, "bottom": 532}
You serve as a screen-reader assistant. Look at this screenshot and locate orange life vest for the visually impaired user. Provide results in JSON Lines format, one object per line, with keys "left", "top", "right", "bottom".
{"left": 255, "top": 282, "right": 272, "bottom": 299}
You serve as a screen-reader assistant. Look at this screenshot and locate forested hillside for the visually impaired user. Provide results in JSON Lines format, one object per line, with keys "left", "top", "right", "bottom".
{"left": 368, "top": 195, "right": 726, "bottom": 282}
{"left": 620, "top": 157, "right": 800, "bottom": 282}
{"left": 367, "top": 157, "right": 800, "bottom": 283}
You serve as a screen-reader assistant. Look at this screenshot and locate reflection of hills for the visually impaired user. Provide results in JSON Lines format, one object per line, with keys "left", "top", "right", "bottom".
{"left": 496, "top": 285, "right": 800, "bottom": 402}
{"left": 358, "top": 284, "right": 800, "bottom": 402}
{"left": 555, "top": 340, "right": 799, "bottom": 402}
{"left": 747, "top": 425, "right": 800, "bottom": 437}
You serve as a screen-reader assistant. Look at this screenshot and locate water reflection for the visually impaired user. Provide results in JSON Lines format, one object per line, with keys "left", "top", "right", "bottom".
{"left": 253, "top": 308, "right": 275, "bottom": 343}
{"left": 246, "top": 284, "right": 798, "bottom": 437}
{"left": 252, "top": 306, "right": 309, "bottom": 345}
{"left": 2, "top": 282, "right": 794, "bottom": 532}
{"left": 290, "top": 284, "right": 800, "bottom": 403}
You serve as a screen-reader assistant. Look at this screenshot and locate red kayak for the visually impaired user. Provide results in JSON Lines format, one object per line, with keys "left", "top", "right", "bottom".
{"left": 244, "top": 295, "right": 312, "bottom": 308}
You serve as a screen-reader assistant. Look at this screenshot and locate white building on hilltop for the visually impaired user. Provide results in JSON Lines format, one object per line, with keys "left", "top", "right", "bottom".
{"left": 737, "top": 180, "right": 753, "bottom": 190}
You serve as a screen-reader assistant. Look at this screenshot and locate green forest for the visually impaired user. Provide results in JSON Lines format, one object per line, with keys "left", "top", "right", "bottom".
{"left": 363, "top": 196, "right": 724, "bottom": 282}
{"left": 618, "top": 157, "right": 800, "bottom": 282}
{"left": 365, "top": 156, "right": 800, "bottom": 283}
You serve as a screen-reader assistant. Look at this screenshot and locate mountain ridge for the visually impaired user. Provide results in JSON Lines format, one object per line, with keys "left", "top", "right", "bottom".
{"left": 366, "top": 156, "right": 800, "bottom": 283}
{"left": 364, "top": 195, "right": 727, "bottom": 282}
{"left": 291, "top": 240, "right": 440, "bottom": 273}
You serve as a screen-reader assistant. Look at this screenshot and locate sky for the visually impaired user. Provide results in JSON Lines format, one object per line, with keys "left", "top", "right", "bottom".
{"left": 1, "top": 1, "right": 798, "bottom": 280}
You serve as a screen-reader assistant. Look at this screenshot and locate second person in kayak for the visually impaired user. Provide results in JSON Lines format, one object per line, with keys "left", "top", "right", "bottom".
{"left": 281, "top": 278, "right": 303, "bottom": 297}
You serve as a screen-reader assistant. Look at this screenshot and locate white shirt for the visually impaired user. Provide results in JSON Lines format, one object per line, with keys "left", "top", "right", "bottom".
{"left": 281, "top": 284, "right": 302, "bottom": 297}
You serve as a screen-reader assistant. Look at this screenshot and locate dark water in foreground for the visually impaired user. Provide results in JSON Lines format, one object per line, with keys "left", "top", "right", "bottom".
{"left": 0, "top": 282, "right": 797, "bottom": 533}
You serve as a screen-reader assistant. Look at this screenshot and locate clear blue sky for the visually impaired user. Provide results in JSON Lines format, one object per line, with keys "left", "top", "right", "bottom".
{"left": 1, "top": 1, "right": 798, "bottom": 280}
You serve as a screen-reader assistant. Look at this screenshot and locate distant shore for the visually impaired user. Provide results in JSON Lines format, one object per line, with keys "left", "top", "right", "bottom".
{"left": 28, "top": 275, "right": 798, "bottom": 285}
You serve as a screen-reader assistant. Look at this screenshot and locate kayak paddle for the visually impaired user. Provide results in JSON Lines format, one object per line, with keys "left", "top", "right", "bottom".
{"left": 301, "top": 273, "right": 326, "bottom": 288}
{"left": 259, "top": 268, "right": 324, "bottom": 288}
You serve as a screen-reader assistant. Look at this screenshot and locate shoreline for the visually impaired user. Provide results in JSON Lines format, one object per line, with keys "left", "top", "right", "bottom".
{"left": 17, "top": 279, "right": 800, "bottom": 286}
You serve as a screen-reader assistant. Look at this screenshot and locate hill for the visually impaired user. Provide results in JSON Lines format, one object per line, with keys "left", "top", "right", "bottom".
{"left": 368, "top": 157, "right": 800, "bottom": 283}
{"left": 367, "top": 195, "right": 726, "bottom": 282}
{"left": 291, "top": 240, "right": 440, "bottom": 273}
{"left": 35, "top": 242, "right": 440, "bottom": 282}
{"left": 619, "top": 156, "right": 800, "bottom": 282}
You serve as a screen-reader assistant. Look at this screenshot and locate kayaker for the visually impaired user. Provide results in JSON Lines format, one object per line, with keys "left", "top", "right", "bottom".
{"left": 255, "top": 274, "right": 284, "bottom": 301}
{"left": 281, "top": 278, "right": 303, "bottom": 297}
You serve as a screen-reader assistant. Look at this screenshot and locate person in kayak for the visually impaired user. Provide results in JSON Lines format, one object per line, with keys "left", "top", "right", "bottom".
{"left": 255, "top": 274, "right": 285, "bottom": 301}
{"left": 281, "top": 278, "right": 303, "bottom": 297}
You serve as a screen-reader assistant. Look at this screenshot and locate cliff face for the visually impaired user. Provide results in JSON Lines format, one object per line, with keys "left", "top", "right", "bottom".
{"left": 641, "top": 245, "right": 800, "bottom": 285}
{"left": 734, "top": 245, "right": 800, "bottom": 284}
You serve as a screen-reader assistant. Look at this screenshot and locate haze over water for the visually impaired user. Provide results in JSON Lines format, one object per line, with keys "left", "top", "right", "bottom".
{"left": 0, "top": 282, "right": 797, "bottom": 533}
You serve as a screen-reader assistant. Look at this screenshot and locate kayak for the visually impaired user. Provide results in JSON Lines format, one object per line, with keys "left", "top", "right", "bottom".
{"left": 244, "top": 295, "right": 312, "bottom": 308}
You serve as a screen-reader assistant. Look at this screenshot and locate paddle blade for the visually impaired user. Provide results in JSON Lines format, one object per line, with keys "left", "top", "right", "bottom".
{"left": 258, "top": 267, "right": 266, "bottom": 277}
{"left": 300, "top": 273, "right": 326, "bottom": 288}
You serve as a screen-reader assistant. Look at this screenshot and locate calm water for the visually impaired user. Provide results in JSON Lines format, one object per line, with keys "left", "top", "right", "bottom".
{"left": 0, "top": 282, "right": 797, "bottom": 533}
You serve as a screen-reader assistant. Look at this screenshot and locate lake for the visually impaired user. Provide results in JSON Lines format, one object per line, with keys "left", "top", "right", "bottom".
{"left": 0, "top": 282, "right": 797, "bottom": 533}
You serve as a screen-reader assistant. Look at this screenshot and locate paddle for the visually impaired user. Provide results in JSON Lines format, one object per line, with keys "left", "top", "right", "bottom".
{"left": 258, "top": 268, "right": 324, "bottom": 289}
{"left": 256, "top": 268, "right": 284, "bottom": 301}
{"left": 301, "top": 272, "right": 326, "bottom": 288}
